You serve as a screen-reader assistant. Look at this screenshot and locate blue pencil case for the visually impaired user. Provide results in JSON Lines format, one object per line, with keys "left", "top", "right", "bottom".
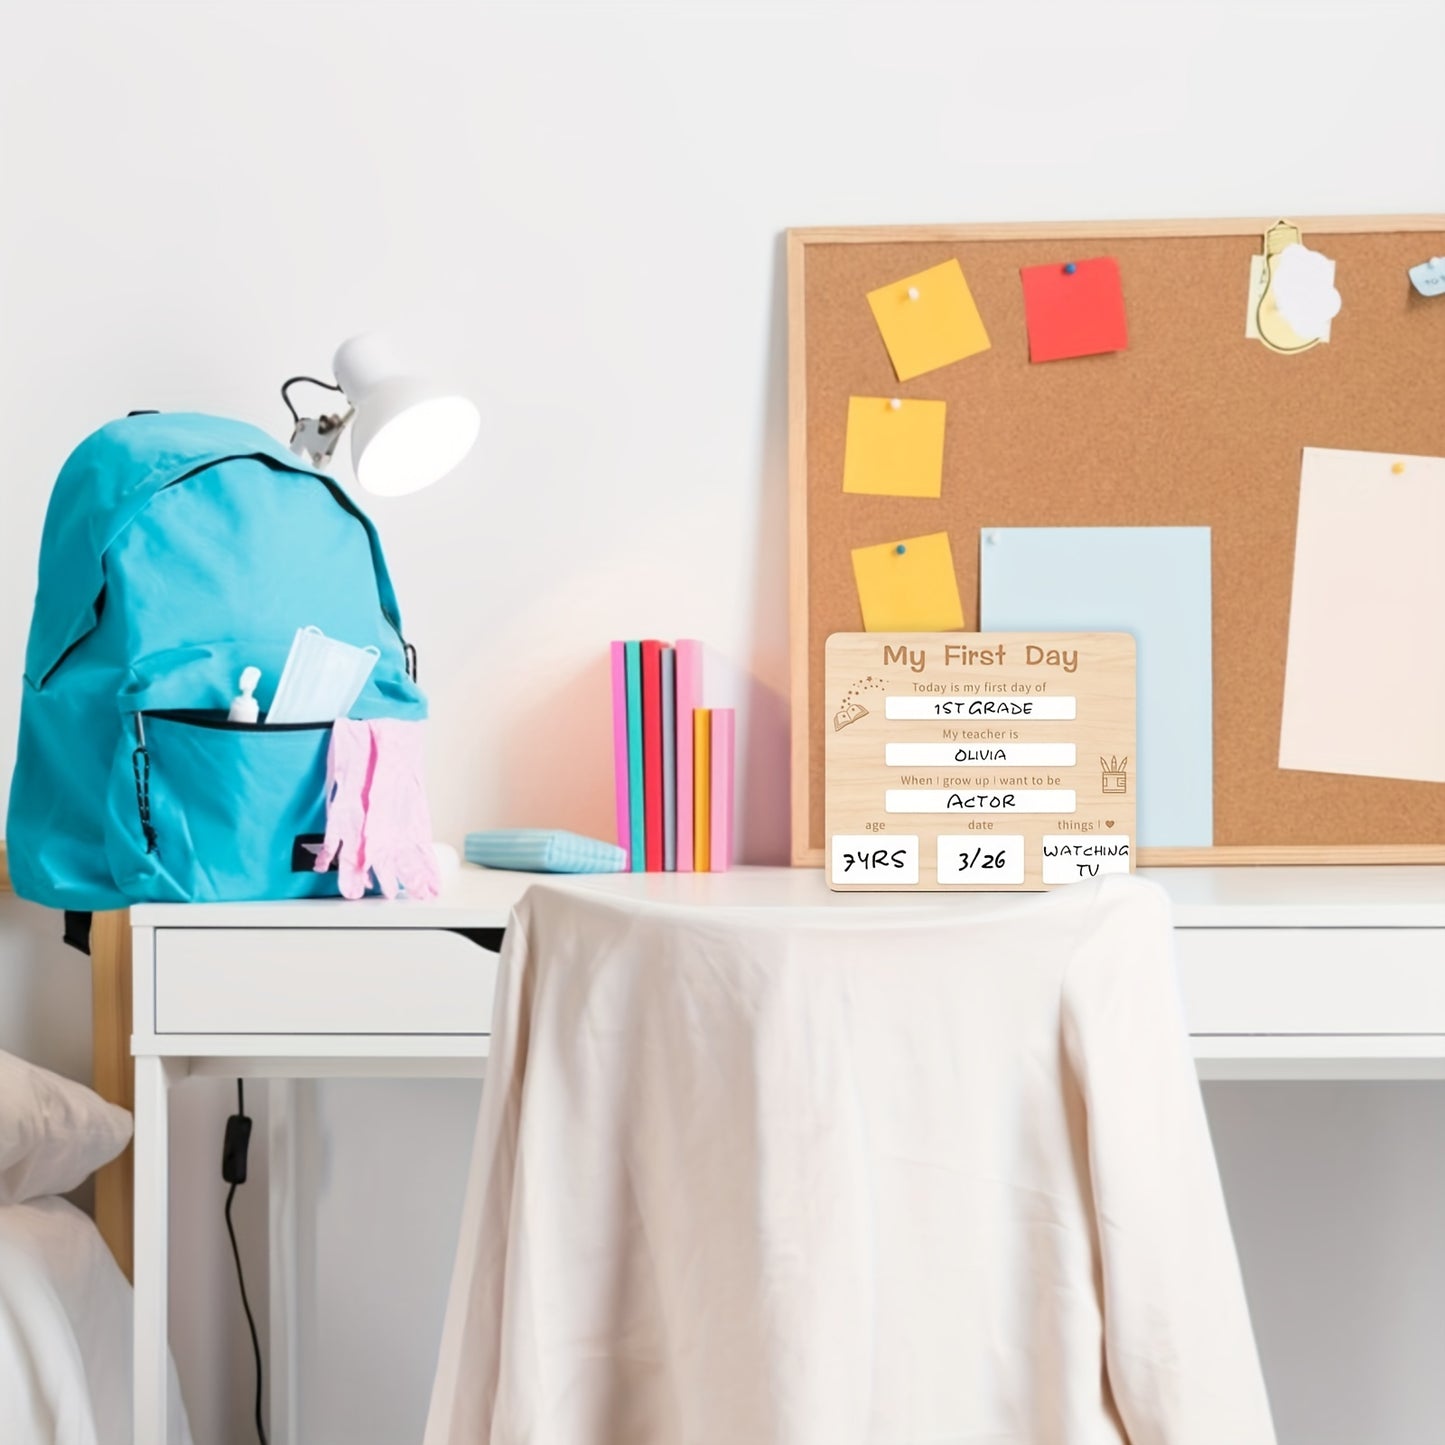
{"left": 464, "top": 829, "right": 627, "bottom": 874}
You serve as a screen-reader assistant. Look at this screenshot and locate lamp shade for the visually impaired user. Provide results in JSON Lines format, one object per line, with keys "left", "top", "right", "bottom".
{"left": 332, "top": 333, "right": 480, "bottom": 496}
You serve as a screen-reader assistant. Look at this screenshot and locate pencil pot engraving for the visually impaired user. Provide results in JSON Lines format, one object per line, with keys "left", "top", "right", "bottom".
{"left": 1100, "top": 755, "right": 1129, "bottom": 795}
{"left": 104, "top": 710, "right": 338, "bottom": 903}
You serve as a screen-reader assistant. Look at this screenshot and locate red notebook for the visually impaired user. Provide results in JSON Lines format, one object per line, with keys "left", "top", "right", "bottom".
{"left": 641, "top": 640, "right": 665, "bottom": 872}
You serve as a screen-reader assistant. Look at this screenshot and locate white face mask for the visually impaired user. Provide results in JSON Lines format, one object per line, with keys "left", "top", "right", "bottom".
{"left": 265, "top": 626, "right": 381, "bottom": 725}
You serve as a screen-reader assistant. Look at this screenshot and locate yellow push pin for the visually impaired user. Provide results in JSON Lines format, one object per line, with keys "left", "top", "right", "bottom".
{"left": 906, "top": 286, "right": 920, "bottom": 301}
{"left": 889, "top": 397, "right": 902, "bottom": 411}
{"left": 1392, "top": 460, "right": 1406, "bottom": 475}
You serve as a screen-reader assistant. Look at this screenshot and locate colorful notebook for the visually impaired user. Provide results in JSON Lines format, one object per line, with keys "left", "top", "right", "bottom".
{"left": 693, "top": 708, "right": 711, "bottom": 871}
{"left": 674, "top": 640, "right": 704, "bottom": 871}
{"left": 641, "top": 640, "right": 665, "bottom": 872}
{"left": 609, "top": 642, "right": 630, "bottom": 867}
{"left": 660, "top": 647, "right": 677, "bottom": 871}
{"left": 624, "top": 641, "right": 644, "bottom": 872}
{"left": 709, "top": 708, "right": 734, "bottom": 872}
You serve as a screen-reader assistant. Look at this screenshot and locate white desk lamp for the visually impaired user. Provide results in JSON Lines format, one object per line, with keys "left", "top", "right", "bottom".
{"left": 282, "top": 333, "right": 480, "bottom": 496}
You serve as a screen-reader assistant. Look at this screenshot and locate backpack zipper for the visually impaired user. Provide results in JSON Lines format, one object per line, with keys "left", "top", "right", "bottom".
{"left": 142, "top": 709, "right": 333, "bottom": 732}
{"left": 131, "top": 714, "right": 157, "bottom": 855}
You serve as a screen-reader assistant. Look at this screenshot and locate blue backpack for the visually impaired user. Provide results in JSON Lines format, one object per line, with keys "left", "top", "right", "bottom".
{"left": 7, "top": 413, "right": 426, "bottom": 911}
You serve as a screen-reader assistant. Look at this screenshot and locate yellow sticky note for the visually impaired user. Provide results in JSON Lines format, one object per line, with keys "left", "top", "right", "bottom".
{"left": 851, "top": 532, "right": 965, "bottom": 632}
{"left": 842, "top": 396, "right": 947, "bottom": 498}
{"left": 867, "top": 259, "right": 991, "bottom": 382}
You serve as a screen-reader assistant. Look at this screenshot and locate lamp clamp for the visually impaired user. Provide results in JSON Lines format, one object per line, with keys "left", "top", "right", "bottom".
{"left": 280, "top": 374, "right": 354, "bottom": 469}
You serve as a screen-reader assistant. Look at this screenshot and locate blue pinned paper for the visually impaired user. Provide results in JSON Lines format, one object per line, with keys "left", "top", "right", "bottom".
{"left": 980, "top": 526, "right": 1214, "bottom": 848}
{"left": 1408, "top": 258, "right": 1445, "bottom": 297}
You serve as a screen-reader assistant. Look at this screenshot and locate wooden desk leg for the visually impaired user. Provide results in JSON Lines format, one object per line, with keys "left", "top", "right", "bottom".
{"left": 133, "top": 1053, "right": 175, "bottom": 1445}
{"left": 91, "top": 909, "right": 134, "bottom": 1281}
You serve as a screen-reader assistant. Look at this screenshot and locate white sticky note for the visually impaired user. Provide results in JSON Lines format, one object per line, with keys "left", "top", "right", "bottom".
{"left": 937, "top": 835, "right": 1025, "bottom": 884}
{"left": 1279, "top": 447, "right": 1445, "bottom": 783}
{"left": 831, "top": 834, "right": 919, "bottom": 884}
{"left": 1271, "top": 243, "right": 1340, "bottom": 340}
{"left": 1245, "top": 253, "right": 1334, "bottom": 343}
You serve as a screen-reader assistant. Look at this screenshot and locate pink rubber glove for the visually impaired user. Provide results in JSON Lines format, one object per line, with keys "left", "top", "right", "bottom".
{"left": 359, "top": 719, "right": 440, "bottom": 900}
{"left": 314, "top": 718, "right": 376, "bottom": 900}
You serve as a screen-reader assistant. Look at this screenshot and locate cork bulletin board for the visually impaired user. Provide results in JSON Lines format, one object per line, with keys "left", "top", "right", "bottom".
{"left": 788, "top": 217, "right": 1445, "bottom": 867}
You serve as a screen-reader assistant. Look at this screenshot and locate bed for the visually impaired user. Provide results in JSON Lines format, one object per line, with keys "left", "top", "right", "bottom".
{"left": 0, "top": 843, "right": 191, "bottom": 1444}
{"left": 0, "top": 1196, "right": 190, "bottom": 1445}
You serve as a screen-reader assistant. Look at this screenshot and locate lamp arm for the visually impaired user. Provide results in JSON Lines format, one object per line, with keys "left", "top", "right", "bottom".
{"left": 279, "top": 374, "right": 346, "bottom": 427}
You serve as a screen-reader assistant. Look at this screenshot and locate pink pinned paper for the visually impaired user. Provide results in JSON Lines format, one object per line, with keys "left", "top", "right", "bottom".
{"left": 709, "top": 708, "right": 734, "bottom": 872}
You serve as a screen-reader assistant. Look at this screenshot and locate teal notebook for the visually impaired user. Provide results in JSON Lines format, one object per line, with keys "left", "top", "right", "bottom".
{"left": 625, "top": 641, "right": 645, "bottom": 871}
{"left": 465, "top": 830, "right": 627, "bottom": 874}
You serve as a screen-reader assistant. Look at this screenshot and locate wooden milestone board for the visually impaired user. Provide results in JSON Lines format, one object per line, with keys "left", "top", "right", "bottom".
{"left": 789, "top": 216, "right": 1445, "bottom": 868}
{"left": 827, "top": 632, "right": 1135, "bottom": 891}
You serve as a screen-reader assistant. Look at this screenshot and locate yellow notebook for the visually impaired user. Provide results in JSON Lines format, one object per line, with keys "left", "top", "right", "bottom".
{"left": 693, "top": 708, "right": 711, "bottom": 872}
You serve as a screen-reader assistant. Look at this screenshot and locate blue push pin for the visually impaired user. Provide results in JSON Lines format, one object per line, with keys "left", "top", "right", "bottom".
{"left": 894, "top": 544, "right": 907, "bottom": 556}
{"left": 1064, "top": 262, "right": 1077, "bottom": 275}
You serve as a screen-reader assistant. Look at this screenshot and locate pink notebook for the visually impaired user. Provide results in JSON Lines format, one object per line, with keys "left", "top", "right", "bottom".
{"left": 609, "top": 641, "right": 630, "bottom": 866}
{"left": 674, "top": 640, "right": 704, "bottom": 870}
{"left": 709, "top": 707, "right": 734, "bottom": 872}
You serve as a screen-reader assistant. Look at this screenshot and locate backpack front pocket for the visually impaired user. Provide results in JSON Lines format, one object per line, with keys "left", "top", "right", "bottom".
{"left": 105, "top": 710, "right": 340, "bottom": 902}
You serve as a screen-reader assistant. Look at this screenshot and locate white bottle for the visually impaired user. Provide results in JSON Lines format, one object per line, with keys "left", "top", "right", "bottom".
{"left": 228, "top": 667, "right": 262, "bottom": 724}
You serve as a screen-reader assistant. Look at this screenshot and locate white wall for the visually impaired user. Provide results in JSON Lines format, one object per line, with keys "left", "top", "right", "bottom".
{"left": 2, "top": 1, "right": 1442, "bottom": 1441}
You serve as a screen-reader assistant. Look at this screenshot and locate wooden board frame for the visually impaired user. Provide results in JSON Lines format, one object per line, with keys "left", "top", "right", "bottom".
{"left": 788, "top": 216, "right": 1445, "bottom": 869}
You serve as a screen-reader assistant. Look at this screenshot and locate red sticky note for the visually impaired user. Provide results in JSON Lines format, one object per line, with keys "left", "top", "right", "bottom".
{"left": 1020, "top": 257, "right": 1128, "bottom": 363}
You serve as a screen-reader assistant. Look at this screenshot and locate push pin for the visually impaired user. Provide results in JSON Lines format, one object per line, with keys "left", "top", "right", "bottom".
{"left": 889, "top": 397, "right": 902, "bottom": 411}
{"left": 1392, "top": 460, "right": 1406, "bottom": 475}
{"left": 894, "top": 544, "right": 907, "bottom": 555}
{"left": 906, "top": 286, "right": 920, "bottom": 301}
{"left": 1063, "top": 262, "right": 1077, "bottom": 275}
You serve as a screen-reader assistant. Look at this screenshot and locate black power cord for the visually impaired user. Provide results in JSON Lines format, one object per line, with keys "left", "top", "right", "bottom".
{"left": 222, "top": 1080, "right": 267, "bottom": 1445}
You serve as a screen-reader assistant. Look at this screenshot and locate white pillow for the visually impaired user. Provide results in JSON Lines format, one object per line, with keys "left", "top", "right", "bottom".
{"left": 0, "top": 1051, "right": 132, "bottom": 1204}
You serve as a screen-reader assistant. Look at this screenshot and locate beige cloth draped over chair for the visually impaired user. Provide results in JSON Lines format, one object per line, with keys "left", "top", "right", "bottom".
{"left": 426, "top": 875, "right": 1275, "bottom": 1445}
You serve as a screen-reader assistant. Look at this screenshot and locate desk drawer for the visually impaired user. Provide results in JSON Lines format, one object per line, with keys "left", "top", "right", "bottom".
{"left": 1176, "top": 928, "right": 1445, "bottom": 1035}
{"left": 153, "top": 928, "right": 500, "bottom": 1035}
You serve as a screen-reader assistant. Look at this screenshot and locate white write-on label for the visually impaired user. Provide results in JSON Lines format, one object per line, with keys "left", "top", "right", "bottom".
{"left": 886, "top": 789, "right": 1076, "bottom": 814}
{"left": 936, "top": 835, "right": 1025, "bottom": 885}
{"left": 831, "top": 834, "right": 919, "bottom": 884}
{"left": 885, "top": 742, "right": 1077, "bottom": 767}
{"left": 1041, "top": 835, "right": 1132, "bottom": 883}
{"left": 886, "top": 695, "right": 1077, "bottom": 721}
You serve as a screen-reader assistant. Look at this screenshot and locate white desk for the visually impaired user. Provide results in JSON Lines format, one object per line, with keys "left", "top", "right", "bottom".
{"left": 130, "top": 864, "right": 1445, "bottom": 1444}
